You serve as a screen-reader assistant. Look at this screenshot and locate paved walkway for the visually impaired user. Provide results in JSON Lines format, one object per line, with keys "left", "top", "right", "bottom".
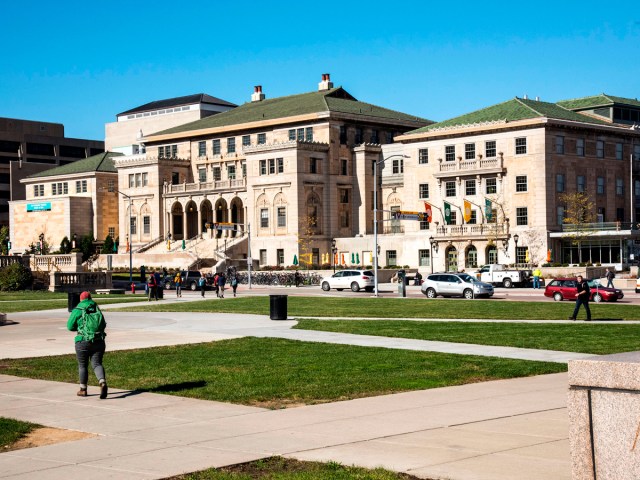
{"left": 0, "top": 302, "right": 589, "bottom": 479}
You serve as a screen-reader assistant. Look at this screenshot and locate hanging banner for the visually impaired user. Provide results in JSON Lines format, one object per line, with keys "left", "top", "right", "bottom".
{"left": 443, "top": 202, "right": 452, "bottom": 225}
{"left": 463, "top": 199, "right": 472, "bottom": 223}
{"left": 485, "top": 198, "right": 493, "bottom": 222}
{"left": 423, "top": 202, "right": 432, "bottom": 223}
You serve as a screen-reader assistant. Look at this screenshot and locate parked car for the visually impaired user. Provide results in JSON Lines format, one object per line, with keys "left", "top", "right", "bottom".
{"left": 544, "top": 278, "right": 623, "bottom": 302}
{"left": 421, "top": 272, "right": 494, "bottom": 299}
{"left": 320, "top": 270, "right": 374, "bottom": 292}
{"left": 475, "top": 264, "right": 532, "bottom": 288}
{"left": 164, "top": 270, "right": 205, "bottom": 291}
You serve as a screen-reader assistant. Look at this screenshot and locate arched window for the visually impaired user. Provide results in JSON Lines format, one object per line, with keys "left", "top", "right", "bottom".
{"left": 466, "top": 245, "right": 478, "bottom": 269}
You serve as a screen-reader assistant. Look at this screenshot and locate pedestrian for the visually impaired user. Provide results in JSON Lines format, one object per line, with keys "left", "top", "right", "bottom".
{"left": 606, "top": 268, "right": 615, "bottom": 288}
{"left": 569, "top": 274, "right": 592, "bottom": 321}
{"left": 66, "top": 291, "right": 108, "bottom": 399}
{"left": 198, "top": 273, "right": 206, "bottom": 298}
{"left": 218, "top": 271, "right": 226, "bottom": 298}
{"left": 414, "top": 271, "right": 423, "bottom": 286}
{"left": 231, "top": 275, "right": 238, "bottom": 297}
{"left": 294, "top": 270, "right": 301, "bottom": 287}
{"left": 174, "top": 271, "right": 182, "bottom": 297}
{"left": 532, "top": 267, "right": 542, "bottom": 289}
{"left": 147, "top": 273, "right": 157, "bottom": 301}
{"left": 213, "top": 272, "right": 220, "bottom": 297}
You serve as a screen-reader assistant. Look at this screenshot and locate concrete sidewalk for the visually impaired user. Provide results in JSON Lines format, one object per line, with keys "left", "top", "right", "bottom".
{"left": 0, "top": 307, "right": 581, "bottom": 479}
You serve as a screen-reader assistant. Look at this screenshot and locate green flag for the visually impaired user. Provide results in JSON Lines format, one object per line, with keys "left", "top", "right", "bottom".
{"left": 485, "top": 199, "right": 493, "bottom": 222}
{"left": 443, "top": 201, "right": 452, "bottom": 225}
{"left": 181, "top": 239, "right": 186, "bottom": 250}
{"left": 293, "top": 254, "right": 298, "bottom": 265}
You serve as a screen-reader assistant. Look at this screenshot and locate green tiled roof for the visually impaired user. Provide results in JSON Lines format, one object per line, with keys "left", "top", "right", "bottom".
{"left": 153, "top": 87, "right": 430, "bottom": 136}
{"left": 27, "top": 152, "right": 121, "bottom": 179}
{"left": 557, "top": 93, "right": 640, "bottom": 110}
{"left": 406, "top": 97, "right": 608, "bottom": 134}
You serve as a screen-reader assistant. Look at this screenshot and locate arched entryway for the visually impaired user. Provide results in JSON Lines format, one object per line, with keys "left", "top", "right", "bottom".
{"left": 465, "top": 245, "right": 478, "bottom": 269}
{"left": 170, "top": 203, "right": 184, "bottom": 240}
{"left": 214, "top": 198, "right": 228, "bottom": 238}
{"left": 200, "top": 200, "right": 213, "bottom": 233}
{"left": 230, "top": 197, "right": 244, "bottom": 237}
{"left": 486, "top": 245, "right": 498, "bottom": 264}
{"left": 446, "top": 245, "right": 458, "bottom": 272}
{"left": 185, "top": 200, "right": 198, "bottom": 239}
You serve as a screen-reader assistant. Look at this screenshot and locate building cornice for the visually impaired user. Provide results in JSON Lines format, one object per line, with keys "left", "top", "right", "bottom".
{"left": 113, "top": 155, "right": 191, "bottom": 169}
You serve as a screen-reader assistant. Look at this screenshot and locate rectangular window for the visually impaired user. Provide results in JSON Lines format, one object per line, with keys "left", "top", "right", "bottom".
{"left": 516, "top": 207, "right": 528, "bottom": 226}
{"left": 227, "top": 138, "right": 236, "bottom": 154}
{"left": 577, "top": 175, "right": 585, "bottom": 192}
{"left": 386, "top": 250, "right": 397, "bottom": 267}
{"left": 227, "top": 165, "right": 236, "bottom": 180}
{"left": 172, "top": 172, "right": 180, "bottom": 184}
{"left": 341, "top": 159, "right": 348, "bottom": 176}
{"left": 371, "top": 130, "right": 379, "bottom": 144}
{"left": 465, "top": 179, "right": 476, "bottom": 196}
{"left": 486, "top": 178, "right": 497, "bottom": 194}
{"left": 617, "top": 208, "right": 624, "bottom": 221}
{"left": 515, "top": 137, "right": 527, "bottom": 155}
{"left": 277, "top": 207, "right": 286, "bottom": 227}
{"left": 142, "top": 173, "right": 148, "bottom": 186}
{"left": 340, "top": 209, "right": 350, "bottom": 228}
{"left": 259, "top": 160, "right": 266, "bottom": 175}
{"left": 616, "top": 178, "right": 624, "bottom": 195}
{"left": 597, "top": 207, "right": 605, "bottom": 223}
{"left": 129, "top": 174, "right": 134, "bottom": 188}
{"left": 576, "top": 138, "right": 585, "bottom": 156}
{"left": 130, "top": 216, "right": 137, "bottom": 235}
{"left": 419, "top": 183, "right": 429, "bottom": 199}
{"left": 445, "top": 145, "right": 455, "bottom": 162}
{"left": 419, "top": 219, "right": 429, "bottom": 230}
{"left": 465, "top": 143, "right": 475, "bottom": 160}
{"left": 339, "top": 126, "right": 347, "bottom": 144}
{"left": 259, "top": 249, "right": 267, "bottom": 265}
{"left": 597, "top": 140, "right": 604, "bottom": 158}
{"left": 108, "top": 227, "right": 115, "bottom": 239}
{"left": 268, "top": 159, "right": 275, "bottom": 174}
{"left": 75, "top": 180, "right": 87, "bottom": 193}
{"left": 135, "top": 173, "right": 141, "bottom": 188}
{"left": 260, "top": 209, "right": 269, "bottom": 228}
{"left": 107, "top": 180, "right": 114, "bottom": 192}
{"left": 157, "top": 146, "right": 165, "bottom": 159}
{"left": 242, "top": 135, "right": 251, "bottom": 147}
{"left": 171, "top": 145, "right": 177, "bottom": 158}
{"left": 392, "top": 158, "right": 403, "bottom": 174}
{"left": 258, "top": 133, "right": 266, "bottom": 145}
{"left": 485, "top": 140, "right": 496, "bottom": 158}
{"left": 418, "top": 148, "right": 429, "bottom": 164}
{"left": 213, "top": 166, "right": 221, "bottom": 181}
{"left": 419, "top": 249, "right": 431, "bottom": 267}
{"left": 635, "top": 145, "right": 640, "bottom": 160}
{"left": 198, "top": 168, "right": 206, "bottom": 182}
{"left": 143, "top": 216, "right": 151, "bottom": 235}
{"left": 305, "top": 127, "right": 313, "bottom": 142}
{"left": 297, "top": 128, "right": 304, "bottom": 141}
{"left": 212, "top": 139, "right": 221, "bottom": 155}
{"left": 198, "top": 141, "right": 206, "bottom": 157}
{"left": 445, "top": 181, "right": 456, "bottom": 197}
{"left": 616, "top": 143, "right": 623, "bottom": 160}
{"left": 242, "top": 163, "right": 246, "bottom": 178}
{"left": 469, "top": 210, "right": 477, "bottom": 224}
{"left": 310, "top": 158, "right": 318, "bottom": 174}
{"left": 450, "top": 211, "right": 457, "bottom": 225}
{"left": 354, "top": 127, "right": 363, "bottom": 144}
{"left": 556, "top": 174, "right": 565, "bottom": 193}
{"left": 277, "top": 249, "right": 284, "bottom": 266}
{"left": 557, "top": 206, "right": 565, "bottom": 226}
{"left": 34, "top": 185, "right": 44, "bottom": 197}
{"left": 386, "top": 131, "right": 394, "bottom": 143}
{"left": 277, "top": 158, "right": 284, "bottom": 173}
{"left": 288, "top": 129, "right": 296, "bottom": 141}
{"left": 555, "top": 136, "right": 564, "bottom": 154}
{"left": 597, "top": 176, "right": 605, "bottom": 194}
{"left": 515, "top": 175, "right": 527, "bottom": 192}
{"left": 339, "top": 189, "right": 349, "bottom": 204}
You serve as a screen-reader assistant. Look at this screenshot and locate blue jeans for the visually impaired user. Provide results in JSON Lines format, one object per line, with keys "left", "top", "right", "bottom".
{"left": 75, "top": 339, "right": 106, "bottom": 385}
{"left": 533, "top": 276, "right": 540, "bottom": 289}
{"left": 572, "top": 297, "right": 591, "bottom": 320}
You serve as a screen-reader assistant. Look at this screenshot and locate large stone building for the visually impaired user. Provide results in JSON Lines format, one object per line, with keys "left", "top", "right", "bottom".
{"left": 1, "top": 117, "right": 104, "bottom": 226}
{"left": 114, "top": 74, "right": 431, "bottom": 267}
{"left": 376, "top": 95, "right": 640, "bottom": 272}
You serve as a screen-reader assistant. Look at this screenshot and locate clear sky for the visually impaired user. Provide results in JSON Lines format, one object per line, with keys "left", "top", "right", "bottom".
{"left": 2, "top": 0, "right": 639, "bottom": 141}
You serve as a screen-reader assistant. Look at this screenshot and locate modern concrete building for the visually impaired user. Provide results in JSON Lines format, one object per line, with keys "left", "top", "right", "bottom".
{"left": 9, "top": 152, "right": 121, "bottom": 254}
{"left": 1, "top": 117, "right": 104, "bottom": 226}
{"left": 377, "top": 95, "right": 640, "bottom": 272}
{"left": 113, "top": 74, "right": 431, "bottom": 268}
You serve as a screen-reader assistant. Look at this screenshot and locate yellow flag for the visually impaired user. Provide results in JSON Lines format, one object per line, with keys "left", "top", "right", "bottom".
{"left": 463, "top": 199, "right": 472, "bottom": 223}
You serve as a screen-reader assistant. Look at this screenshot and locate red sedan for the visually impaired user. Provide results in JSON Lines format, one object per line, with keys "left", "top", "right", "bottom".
{"left": 544, "top": 278, "right": 624, "bottom": 303}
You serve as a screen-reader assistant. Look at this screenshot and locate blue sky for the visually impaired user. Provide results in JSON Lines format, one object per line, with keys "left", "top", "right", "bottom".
{"left": 2, "top": 1, "right": 639, "bottom": 141}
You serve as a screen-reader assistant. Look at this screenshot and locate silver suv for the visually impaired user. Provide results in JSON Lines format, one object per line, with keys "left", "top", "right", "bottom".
{"left": 421, "top": 272, "right": 494, "bottom": 299}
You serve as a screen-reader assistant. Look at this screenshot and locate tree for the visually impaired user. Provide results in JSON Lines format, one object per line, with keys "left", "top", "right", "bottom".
{"left": 559, "top": 191, "right": 596, "bottom": 264}
{"left": 297, "top": 214, "right": 317, "bottom": 269}
{"left": 79, "top": 234, "right": 96, "bottom": 262}
{"left": 0, "top": 226, "right": 9, "bottom": 255}
{"left": 60, "top": 236, "right": 72, "bottom": 254}
{"left": 103, "top": 235, "right": 115, "bottom": 254}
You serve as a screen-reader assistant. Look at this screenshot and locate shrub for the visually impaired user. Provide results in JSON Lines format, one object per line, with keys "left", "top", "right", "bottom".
{"left": 0, "top": 262, "right": 33, "bottom": 291}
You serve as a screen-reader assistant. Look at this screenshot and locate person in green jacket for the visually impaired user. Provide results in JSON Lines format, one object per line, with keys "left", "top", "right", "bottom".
{"left": 67, "top": 291, "right": 108, "bottom": 399}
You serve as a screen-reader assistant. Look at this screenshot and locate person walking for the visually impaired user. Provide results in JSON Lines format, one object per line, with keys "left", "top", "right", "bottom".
{"left": 231, "top": 275, "right": 238, "bottom": 297}
{"left": 213, "top": 272, "right": 220, "bottom": 297}
{"left": 218, "top": 271, "right": 226, "bottom": 298}
{"left": 147, "top": 273, "right": 157, "bottom": 301}
{"left": 569, "top": 274, "right": 592, "bottom": 321}
{"left": 198, "top": 274, "right": 206, "bottom": 298}
{"left": 532, "top": 267, "right": 542, "bottom": 289}
{"left": 606, "top": 268, "right": 615, "bottom": 288}
{"left": 174, "top": 271, "right": 182, "bottom": 297}
{"left": 294, "top": 270, "right": 301, "bottom": 287}
{"left": 67, "top": 291, "right": 108, "bottom": 399}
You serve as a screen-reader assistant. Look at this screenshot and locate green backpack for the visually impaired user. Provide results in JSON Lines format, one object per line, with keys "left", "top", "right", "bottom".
{"left": 77, "top": 305, "right": 106, "bottom": 341}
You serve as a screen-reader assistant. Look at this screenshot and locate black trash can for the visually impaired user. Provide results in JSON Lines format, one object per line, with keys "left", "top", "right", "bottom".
{"left": 157, "top": 284, "right": 164, "bottom": 299}
{"left": 68, "top": 292, "right": 81, "bottom": 312}
{"left": 269, "top": 295, "right": 288, "bottom": 320}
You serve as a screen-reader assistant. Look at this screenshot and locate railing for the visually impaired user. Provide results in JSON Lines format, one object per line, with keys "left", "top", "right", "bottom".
{"left": 164, "top": 178, "right": 246, "bottom": 194}
{"left": 51, "top": 272, "right": 111, "bottom": 292}
{"left": 437, "top": 156, "right": 503, "bottom": 173}
{"left": 134, "top": 236, "right": 164, "bottom": 253}
{"left": 31, "top": 253, "right": 83, "bottom": 273}
{"left": 0, "top": 255, "right": 30, "bottom": 269}
{"left": 561, "top": 222, "right": 636, "bottom": 232}
{"left": 436, "top": 223, "right": 508, "bottom": 236}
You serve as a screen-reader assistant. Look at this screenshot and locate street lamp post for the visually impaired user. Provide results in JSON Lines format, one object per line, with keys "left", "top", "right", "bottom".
{"left": 429, "top": 236, "right": 439, "bottom": 274}
{"left": 373, "top": 154, "right": 408, "bottom": 297}
{"left": 331, "top": 239, "right": 337, "bottom": 273}
{"left": 72, "top": 233, "right": 77, "bottom": 250}
{"left": 513, "top": 234, "right": 519, "bottom": 264}
{"left": 104, "top": 187, "right": 134, "bottom": 283}
{"left": 39, "top": 233, "right": 44, "bottom": 255}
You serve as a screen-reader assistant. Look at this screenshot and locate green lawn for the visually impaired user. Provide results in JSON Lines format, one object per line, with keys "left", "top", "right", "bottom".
{"left": 116, "top": 295, "right": 640, "bottom": 320}
{"left": 0, "top": 337, "right": 565, "bottom": 408}
{"left": 170, "top": 457, "right": 423, "bottom": 479}
{"left": 0, "top": 417, "right": 40, "bottom": 449}
{"left": 0, "top": 291, "right": 149, "bottom": 312}
{"left": 295, "top": 319, "right": 640, "bottom": 355}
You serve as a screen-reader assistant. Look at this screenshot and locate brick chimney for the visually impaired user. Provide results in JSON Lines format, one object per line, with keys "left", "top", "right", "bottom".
{"left": 318, "top": 73, "right": 333, "bottom": 91}
{"left": 251, "top": 85, "right": 265, "bottom": 102}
